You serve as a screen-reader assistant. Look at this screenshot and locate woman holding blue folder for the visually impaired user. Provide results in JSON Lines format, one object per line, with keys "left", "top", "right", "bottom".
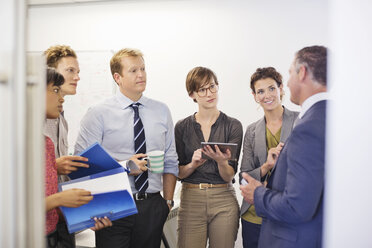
{"left": 44, "top": 68, "right": 112, "bottom": 247}
{"left": 175, "top": 66, "right": 243, "bottom": 248}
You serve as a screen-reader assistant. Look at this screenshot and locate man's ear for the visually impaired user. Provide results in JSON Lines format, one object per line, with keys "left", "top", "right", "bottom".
{"left": 113, "top": 72, "right": 121, "bottom": 85}
{"left": 298, "top": 65, "right": 307, "bottom": 81}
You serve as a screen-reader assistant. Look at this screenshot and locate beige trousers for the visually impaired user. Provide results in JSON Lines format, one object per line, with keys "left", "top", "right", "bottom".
{"left": 177, "top": 185, "right": 239, "bottom": 248}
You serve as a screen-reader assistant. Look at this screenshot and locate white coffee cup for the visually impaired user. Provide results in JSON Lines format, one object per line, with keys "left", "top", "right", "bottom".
{"left": 147, "top": 150, "right": 164, "bottom": 173}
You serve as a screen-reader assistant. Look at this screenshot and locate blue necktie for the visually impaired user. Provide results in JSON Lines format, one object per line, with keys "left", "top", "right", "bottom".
{"left": 130, "top": 103, "right": 148, "bottom": 193}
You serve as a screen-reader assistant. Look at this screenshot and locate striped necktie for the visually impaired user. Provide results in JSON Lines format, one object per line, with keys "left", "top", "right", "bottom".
{"left": 130, "top": 103, "right": 148, "bottom": 193}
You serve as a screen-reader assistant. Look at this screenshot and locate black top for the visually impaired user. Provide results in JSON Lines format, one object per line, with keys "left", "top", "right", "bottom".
{"left": 175, "top": 111, "right": 243, "bottom": 184}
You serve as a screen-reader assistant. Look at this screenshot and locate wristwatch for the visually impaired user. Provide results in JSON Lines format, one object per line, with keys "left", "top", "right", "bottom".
{"left": 166, "top": 200, "right": 174, "bottom": 208}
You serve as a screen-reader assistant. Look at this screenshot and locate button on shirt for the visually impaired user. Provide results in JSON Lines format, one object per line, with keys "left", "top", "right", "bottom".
{"left": 74, "top": 92, "right": 179, "bottom": 193}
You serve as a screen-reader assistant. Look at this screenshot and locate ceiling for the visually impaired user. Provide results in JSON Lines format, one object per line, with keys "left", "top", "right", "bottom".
{"left": 28, "top": 0, "right": 125, "bottom": 6}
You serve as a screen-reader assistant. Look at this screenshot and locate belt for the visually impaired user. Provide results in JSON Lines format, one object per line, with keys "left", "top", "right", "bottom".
{"left": 183, "top": 183, "right": 229, "bottom": 189}
{"left": 133, "top": 192, "right": 160, "bottom": 201}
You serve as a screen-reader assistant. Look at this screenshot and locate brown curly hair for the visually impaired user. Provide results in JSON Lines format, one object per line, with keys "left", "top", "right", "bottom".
{"left": 44, "top": 45, "right": 77, "bottom": 68}
{"left": 250, "top": 67, "right": 283, "bottom": 93}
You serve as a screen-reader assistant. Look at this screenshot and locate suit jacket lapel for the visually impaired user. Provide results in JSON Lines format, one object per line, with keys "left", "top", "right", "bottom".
{"left": 254, "top": 117, "right": 267, "bottom": 167}
{"left": 280, "top": 107, "right": 295, "bottom": 142}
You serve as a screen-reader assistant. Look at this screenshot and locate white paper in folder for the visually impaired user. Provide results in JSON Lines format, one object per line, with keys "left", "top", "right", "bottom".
{"left": 61, "top": 171, "right": 133, "bottom": 195}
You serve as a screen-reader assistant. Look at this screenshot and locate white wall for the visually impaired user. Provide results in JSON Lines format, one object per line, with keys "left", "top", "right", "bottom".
{"left": 28, "top": 0, "right": 328, "bottom": 131}
{"left": 27, "top": 1, "right": 328, "bottom": 246}
{"left": 324, "top": 0, "right": 372, "bottom": 247}
{"left": 25, "top": 0, "right": 372, "bottom": 247}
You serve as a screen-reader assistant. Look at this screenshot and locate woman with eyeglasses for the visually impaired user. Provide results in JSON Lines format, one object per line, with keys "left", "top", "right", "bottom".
{"left": 239, "top": 67, "right": 299, "bottom": 248}
{"left": 175, "top": 66, "right": 243, "bottom": 248}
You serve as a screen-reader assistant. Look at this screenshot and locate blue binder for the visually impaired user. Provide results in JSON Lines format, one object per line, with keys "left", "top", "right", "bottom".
{"left": 68, "top": 142, "right": 123, "bottom": 180}
{"left": 58, "top": 143, "right": 138, "bottom": 233}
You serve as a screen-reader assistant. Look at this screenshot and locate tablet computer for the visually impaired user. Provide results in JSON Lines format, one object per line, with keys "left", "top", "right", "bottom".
{"left": 201, "top": 142, "right": 238, "bottom": 161}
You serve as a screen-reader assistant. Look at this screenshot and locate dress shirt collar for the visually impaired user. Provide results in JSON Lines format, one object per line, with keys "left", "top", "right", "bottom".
{"left": 115, "top": 91, "right": 149, "bottom": 109}
{"left": 299, "top": 92, "right": 328, "bottom": 119}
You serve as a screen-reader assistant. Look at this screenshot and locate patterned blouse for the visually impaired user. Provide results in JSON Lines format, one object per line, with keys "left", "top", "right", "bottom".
{"left": 45, "top": 136, "right": 59, "bottom": 234}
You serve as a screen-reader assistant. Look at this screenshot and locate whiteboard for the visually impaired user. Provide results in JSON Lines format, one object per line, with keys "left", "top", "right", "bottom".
{"left": 63, "top": 50, "right": 117, "bottom": 154}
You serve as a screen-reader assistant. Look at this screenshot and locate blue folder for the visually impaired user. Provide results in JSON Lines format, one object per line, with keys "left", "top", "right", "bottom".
{"left": 58, "top": 143, "right": 137, "bottom": 233}
{"left": 69, "top": 142, "right": 123, "bottom": 180}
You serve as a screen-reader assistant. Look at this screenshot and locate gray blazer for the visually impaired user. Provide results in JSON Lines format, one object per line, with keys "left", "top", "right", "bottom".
{"left": 240, "top": 107, "right": 299, "bottom": 216}
{"left": 57, "top": 112, "right": 69, "bottom": 157}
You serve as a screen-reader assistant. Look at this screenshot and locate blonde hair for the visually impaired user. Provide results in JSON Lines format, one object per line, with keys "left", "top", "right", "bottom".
{"left": 110, "top": 48, "right": 144, "bottom": 80}
{"left": 44, "top": 45, "right": 77, "bottom": 68}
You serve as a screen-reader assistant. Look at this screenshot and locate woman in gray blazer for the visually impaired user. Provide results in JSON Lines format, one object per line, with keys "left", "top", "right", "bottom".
{"left": 239, "top": 67, "right": 299, "bottom": 248}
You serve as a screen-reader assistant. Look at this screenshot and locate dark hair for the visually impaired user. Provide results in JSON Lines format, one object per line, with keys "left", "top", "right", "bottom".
{"left": 47, "top": 67, "right": 64, "bottom": 86}
{"left": 250, "top": 67, "right": 283, "bottom": 93}
{"left": 295, "top": 45, "right": 327, "bottom": 86}
{"left": 186, "top": 66, "right": 219, "bottom": 96}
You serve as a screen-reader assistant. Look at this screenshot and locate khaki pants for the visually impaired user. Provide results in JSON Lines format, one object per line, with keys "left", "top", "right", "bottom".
{"left": 177, "top": 184, "right": 239, "bottom": 248}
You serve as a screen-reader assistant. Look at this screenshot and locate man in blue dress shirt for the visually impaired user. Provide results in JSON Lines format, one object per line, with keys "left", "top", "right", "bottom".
{"left": 74, "top": 48, "right": 179, "bottom": 248}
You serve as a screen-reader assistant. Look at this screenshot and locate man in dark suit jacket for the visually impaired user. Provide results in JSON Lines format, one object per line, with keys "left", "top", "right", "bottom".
{"left": 240, "top": 45, "right": 328, "bottom": 248}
